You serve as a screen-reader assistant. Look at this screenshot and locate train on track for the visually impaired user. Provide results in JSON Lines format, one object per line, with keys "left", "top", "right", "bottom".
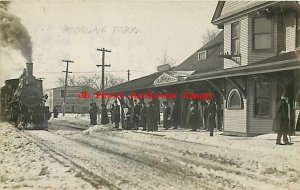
{"left": 0, "top": 63, "right": 50, "bottom": 129}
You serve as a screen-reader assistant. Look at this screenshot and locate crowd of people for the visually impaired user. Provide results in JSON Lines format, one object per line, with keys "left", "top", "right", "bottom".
{"left": 88, "top": 98, "right": 218, "bottom": 136}
{"left": 119, "top": 99, "right": 183, "bottom": 131}
{"left": 52, "top": 92, "right": 297, "bottom": 143}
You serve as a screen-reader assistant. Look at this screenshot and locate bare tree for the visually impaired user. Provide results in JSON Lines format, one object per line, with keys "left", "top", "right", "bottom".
{"left": 57, "top": 73, "right": 125, "bottom": 90}
{"left": 201, "top": 28, "right": 219, "bottom": 45}
{"left": 157, "top": 50, "right": 176, "bottom": 66}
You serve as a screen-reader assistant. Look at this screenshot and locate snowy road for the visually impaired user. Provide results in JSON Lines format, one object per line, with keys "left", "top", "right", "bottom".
{"left": 19, "top": 116, "right": 300, "bottom": 190}
{"left": 29, "top": 116, "right": 300, "bottom": 189}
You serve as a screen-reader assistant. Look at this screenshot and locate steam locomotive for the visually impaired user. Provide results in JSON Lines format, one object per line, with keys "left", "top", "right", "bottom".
{"left": 0, "top": 63, "right": 50, "bottom": 129}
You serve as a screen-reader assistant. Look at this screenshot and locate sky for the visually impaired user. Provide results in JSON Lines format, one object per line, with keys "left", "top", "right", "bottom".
{"left": 0, "top": 0, "right": 218, "bottom": 89}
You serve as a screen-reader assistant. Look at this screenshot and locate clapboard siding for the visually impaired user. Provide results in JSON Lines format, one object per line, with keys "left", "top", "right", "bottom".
{"left": 224, "top": 99, "right": 247, "bottom": 133}
{"left": 223, "top": 80, "right": 247, "bottom": 134}
{"left": 224, "top": 16, "right": 248, "bottom": 69}
{"left": 240, "top": 17, "right": 249, "bottom": 66}
{"left": 248, "top": 77, "right": 277, "bottom": 134}
{"left": 248, "top": 15, "right": 278, "bottom": 64}
{"left": 285, "top": 12, "right": 296, "bottom": 51}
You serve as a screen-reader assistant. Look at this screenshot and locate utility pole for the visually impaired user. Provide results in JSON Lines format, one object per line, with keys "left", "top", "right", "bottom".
{"left": 62, "top": 59, "right": 73, "bottom": 116}
{"left": 96, "top": 48, "right": 111, "bottom": 124}
{"left": 127, "top": 69, "right": 130, "bottom": 81}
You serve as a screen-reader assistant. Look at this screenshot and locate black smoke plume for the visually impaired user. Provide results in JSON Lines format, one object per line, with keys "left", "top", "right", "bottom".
{"left": 0, "top": 1, "right": 32, "bottom": 62}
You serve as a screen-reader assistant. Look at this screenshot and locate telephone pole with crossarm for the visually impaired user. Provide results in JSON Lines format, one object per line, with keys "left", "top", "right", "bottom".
{"left": 96, "top": 48, "right": 111, "bottom": 124}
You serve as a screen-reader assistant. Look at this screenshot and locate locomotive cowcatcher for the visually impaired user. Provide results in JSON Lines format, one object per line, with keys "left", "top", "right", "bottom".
{"left": 0, "top": 63, "right": 50, "bottom": 129}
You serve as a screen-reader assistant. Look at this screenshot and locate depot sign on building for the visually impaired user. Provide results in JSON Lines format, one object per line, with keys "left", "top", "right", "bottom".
{"left": 153, "top": 73, "right": 178, "bottom": 85}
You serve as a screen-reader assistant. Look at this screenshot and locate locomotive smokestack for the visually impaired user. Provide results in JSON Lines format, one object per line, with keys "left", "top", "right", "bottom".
{"left": 26, "top": 62, "right": 33, "bottom": 77}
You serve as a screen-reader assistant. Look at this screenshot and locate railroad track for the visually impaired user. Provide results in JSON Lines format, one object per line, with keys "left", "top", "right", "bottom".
{"left": 15, "top": 121, "right": 296, "bottom": 190}
{"left": 17, "top": 128, "right": 120, "bottom": 190}
{"left": 21, "top": 124, "right": 229, "bottom": 190}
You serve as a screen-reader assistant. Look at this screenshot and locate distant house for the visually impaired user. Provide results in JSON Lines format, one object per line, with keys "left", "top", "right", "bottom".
{"left": 45, "top": 86, "right": 97, "bottom": 113}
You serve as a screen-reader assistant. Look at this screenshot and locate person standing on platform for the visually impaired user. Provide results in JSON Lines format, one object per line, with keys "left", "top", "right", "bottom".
{"left": 139, "top": 102, "right": 147, "bottom": 131}
{"left": 189, "top": 100, "right": 199, "bottom": 131}
{"left": 146, "top": 101, "right": 156, "bottom": 132}
{"left": 111, "top": 104, "right": 115, "bottom": 124}
{"left": 171, "top": 101, "right": 180, "bottom": 129}
{"left": 205, "top": 99, "right": 216, "bottom": 137}
{"left": 273, "top": 93, "right": 293, "bottom": 145}
{"left": 89, "top": 103, "right": 94, "bottom": 125}
{"left": 130, "top": 99, "right": 140, "bottom": 130}
{"left": 101, "top": 104, "right": 109, "bottom": 124}
{"left": 125, "top": 105, "right": 131, "bottom": 130}
{"left": 53, "top": 107, "right": 59, "bottom": 118}
{"left": 92, "top": 103, "right": 99, "bottom": 125}
{"left": 113, "top": 100, "right": 120, "bottom": 129}
{"left": 163, "top": 101, "right": 171, "bottom": 130}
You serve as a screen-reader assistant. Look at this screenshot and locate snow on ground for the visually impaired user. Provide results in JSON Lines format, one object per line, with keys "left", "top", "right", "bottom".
{"left": 1, "top": 113, "right": 300, "bottom": 190}
{"left": 48, "top": 114, "right": 300, "bottom": 190}
{"left": 0, "top": 122, "right": 94, "bottom": 190}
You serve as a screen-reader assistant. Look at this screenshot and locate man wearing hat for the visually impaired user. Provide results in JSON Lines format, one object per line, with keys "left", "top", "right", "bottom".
{"left": 146, "top": 101, "right": 156, "bottom": 131}
{"left": 113, "top": 100, "right": 121, "bottom": 129}
{"left": 273, "top": 93, "right": 293, "bottom": 145}
{"left": 101, "top": 103, "right": 109, "bottom": 124}
{"left": 163, "top": 101, "right": 171, "bottom": 130}
{"left": 130, "top": 99, "right": 141, "bottom": 130}
{"left": 89, "top": 103, "right": 94, "bottom": 125}
{"left": 205, "top": 99, "right": 216, "bottom": 137}
{"left": 189, "top": 100, "right": 199, "bottom": 131}
{"left": 171, "top": 101, "right": 180, "bottom": 129}
{"left": 139, "top": 101, "right": 147, "bottom": 131}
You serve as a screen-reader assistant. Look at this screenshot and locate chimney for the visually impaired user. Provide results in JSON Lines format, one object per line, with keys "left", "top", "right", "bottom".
{"left": 26, "top": 62, "right": 33, "bottom": 77}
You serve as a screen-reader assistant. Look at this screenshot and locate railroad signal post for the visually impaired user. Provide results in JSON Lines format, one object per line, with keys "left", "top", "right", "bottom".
{"left": 62, "top": 59, "right": 74, "bottom": 116}
{"left": 96, "top": 48, "right": 111, "bottom": 124}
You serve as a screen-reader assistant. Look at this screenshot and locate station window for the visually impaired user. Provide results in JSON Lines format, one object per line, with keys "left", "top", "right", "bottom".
{"left": 231, "top": 21, "right": 240, "bottom": 54}
{"left": 254, "top": 78, "right": 271, "bottom": 116}
{"left": 253, "top": 17, "right": 273, "bottom": 50}
{"left": 227, "top": 89, "right": 243, "bottom": 109}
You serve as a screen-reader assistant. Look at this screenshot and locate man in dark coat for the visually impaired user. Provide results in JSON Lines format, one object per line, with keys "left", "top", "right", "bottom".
{"left": 130, "top": 99, "right": 140, "bottom": 130}
{"left": 163, "top": 101, "right": 171, "bottom": 130}
{"left": 125, "top": 105, "right": 131, "bottom": 130}
{"left": 101, "top": 104, "right": 109, "bottom": 124}
{"left": 171, "top": 101, "right": 180, "bottom": 129}
{"left": 92, "top": 103, "right": 99, "bottom": 125}
{"left": 111, "top": 104, "right": 115, "bottom": 124}
{"left": 53, "top": 107, "right": 59, "bottom": 118}
{"left": 273, "top": 93, "right": 293, "bottom": 145}
{"left": 205, "top": 99, "right": 216, "bottom": 137}
{"left": 146, "top": 101, "right": 156, "bottom": 132}
{"left": 113, "top": 100, "right": 120, "bottom": 129}
{"left": 189, "top": 100, "right": 199, "bottom": 131}
{"left": 139, "top": 102, "right": 147, "bottom": 131}
{"left": 89, "top": 103, "right": 94, "bottom": 125}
